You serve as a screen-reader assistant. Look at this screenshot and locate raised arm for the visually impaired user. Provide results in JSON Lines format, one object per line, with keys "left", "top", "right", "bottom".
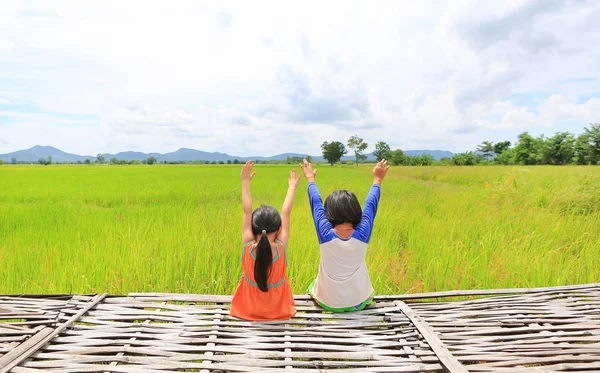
{"left": 240, "top": 161, "right": 256, "bottom": 244}
{"left": 300, "top": 159, "right": 333, "bottom": 244}
{"left": 354, "top": 159, "right": 389, "bottom": 243}
{"left": 278, "top": 169, "right": 301, "bottom": 246}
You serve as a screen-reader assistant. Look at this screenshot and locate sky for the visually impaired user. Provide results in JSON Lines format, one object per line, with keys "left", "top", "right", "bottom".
{"left": 0, "top": 0, "right": 599, "bottom": 156}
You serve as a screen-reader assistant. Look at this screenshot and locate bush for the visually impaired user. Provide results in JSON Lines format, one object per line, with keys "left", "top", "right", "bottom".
{"left": 496, "top": 149, "right": 515, "bottom": 165}
{"left": 452, "top": 152, "right": 482, "bottom": 165}
{"left": 391, "top": 149, "right": 405, "bottom": 165}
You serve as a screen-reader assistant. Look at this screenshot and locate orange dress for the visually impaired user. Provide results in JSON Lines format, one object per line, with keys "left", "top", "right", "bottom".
{"left": 230, "top": 239, "right": 295, "bottom": 320}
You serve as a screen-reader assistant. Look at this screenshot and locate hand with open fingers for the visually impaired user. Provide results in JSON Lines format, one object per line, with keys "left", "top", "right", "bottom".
{"left": 288, "top": 169, "right": 302, "bottom": 189}
{"left": 299, "top": 159, "right": 317, "bottom": 182}
{"left": 240, "top": 160, "right": 256, "bottom": 182}
{"left": 373, "top": 159, "right": 390, "bottom": 184}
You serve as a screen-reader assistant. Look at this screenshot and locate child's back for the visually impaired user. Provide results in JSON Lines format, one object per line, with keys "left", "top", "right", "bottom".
{"left": 229, "top": 161, "right": 300, "bottom": 321}
{"left": 308, "top": 183, "right": 380, "bottom": 310}
{"left": 230, "top": 237, "right": 294, "bottom": 320}
{"left": 301, "top": 159, "right": 389, "bottom": 312}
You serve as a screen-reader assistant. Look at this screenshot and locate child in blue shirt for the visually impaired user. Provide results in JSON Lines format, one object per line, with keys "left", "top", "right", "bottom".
{"left": 300, "top": 159, "right": 389, "bottom": 312}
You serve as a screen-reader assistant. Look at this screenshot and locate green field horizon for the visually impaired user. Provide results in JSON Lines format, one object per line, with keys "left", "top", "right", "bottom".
{"left": 1, "top": 164, "right": 599, "bottom": 295}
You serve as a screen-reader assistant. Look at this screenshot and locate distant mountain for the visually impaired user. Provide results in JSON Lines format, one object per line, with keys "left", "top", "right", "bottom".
{"left": 0, "top": 145, "right": 93, "bottom": 163}
{"left": 102, "top": 151, "right": 161, "bottom": 161}
{"left": 160, "top": 148, "right": 236, "bottom": 162}
{"left": 0, "top": 146, "right": 454, "bottom": 163}
{"left": 253, "top": 153, "right": 315, "bottom": 161}
{"left": 104, "top": 148, "right": 245, "bottom": 162}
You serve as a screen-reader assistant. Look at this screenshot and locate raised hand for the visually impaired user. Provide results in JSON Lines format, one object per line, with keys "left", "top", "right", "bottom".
{"left": 288, "top": 169, "right": 302, "bottom": 189}
{"left": 240, "top": 160, "right": 256, "bottom": 182}
{"left": 373, "top": 159, "right": 390, "bottom": 184}
{"left": 300, "top": 159, "right": 317, "bottom": 183}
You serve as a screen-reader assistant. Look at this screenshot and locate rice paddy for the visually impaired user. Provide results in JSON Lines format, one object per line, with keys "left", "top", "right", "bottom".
{"left": 1, "top": 164, "right": 598, "bottom": 295}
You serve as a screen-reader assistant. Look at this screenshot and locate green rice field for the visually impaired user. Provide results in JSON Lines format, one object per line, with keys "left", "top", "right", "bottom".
{"left": 1, "top": 164, "right": 599, "bottom": 295}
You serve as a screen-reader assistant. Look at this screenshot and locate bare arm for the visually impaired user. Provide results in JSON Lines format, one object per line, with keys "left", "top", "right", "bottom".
{"left": 240, "top": 161, "right": 256, "bottom": 244}
{"left": 278, "top": 169, "right": 301, "bottom": 246}
{"left": 373, "top": 159, "right": 389, "bottom": 185}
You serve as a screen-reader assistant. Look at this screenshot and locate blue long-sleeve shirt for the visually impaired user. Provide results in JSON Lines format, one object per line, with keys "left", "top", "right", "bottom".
{"left": 308, "top": 182, "right": 380, "bottom": 308}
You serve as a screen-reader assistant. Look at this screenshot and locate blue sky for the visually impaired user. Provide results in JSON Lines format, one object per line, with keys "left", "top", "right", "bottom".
{"left": 1, "top": 0, "right": 599, "bottom": 156}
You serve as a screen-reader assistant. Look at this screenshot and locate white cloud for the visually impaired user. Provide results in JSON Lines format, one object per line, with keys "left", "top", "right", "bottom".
{"left": 0, "top": 135, "right": 11, "bottom": 146}
{"left": 0, "top": 0, "right": 599, "bottom": 154}
{"left": 0, "top": 98, "right": 14, "bottom": 105}
{"left": 490, "top": 101, "right": 539, "bottom": 129}
{"left": 539, "top": 95, "right": 600, "bottom": 122}
{"left": 0, "top": 40, "right": 14, "bottom": 52}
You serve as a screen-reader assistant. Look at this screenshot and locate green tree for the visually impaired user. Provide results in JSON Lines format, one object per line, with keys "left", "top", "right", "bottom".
{"left": 227, "top": 160, "right": 232, "bottom": 164}
{"left": 11, "top": 157, "right": 16, "bottom": 165}
{"left": 347, "top": 134, "right": 368, "bottom": 165}
{"left": 574, "top": 133, "right": 590, "bottom": 165}
{"left": 321, "top": 141, "right": 347, "bottom": 166}
{"left": 96, "top": 154, "right": 105, "bottom": 165}
{"left": 286, "top": 156, "right": 304, "bottom": 164}
{"left": 233, "top": 159, "right": 240, "bottom": 164}
{"left": 0, "top": 160, "right": 4, "bottom": 165}
{"left": 373, "top": 141, "right": 392, "bottom": 162}
{"left": 110, "top": 157, "right": 119, "bottom": 165}
{"left": 452, "top": 152, "right": 481, "bottom": 165}
{"left": 146, "top": 156, "right": 157, "bottom": 165}
{"left": 390, "top": 149, "right": 406, "bottom": 165}
{"left": 406, "top": 155, "right": 420, "bottom": 166}
{"left": 476, "top": 141, "right": 494, "bottom": 161}
{"left": 541, "top": 132, "right": 575, "bottom": 165}
{"left": 514, "top": 132, "right": 544, "bottom": 165}
{"left": 495, "top": 148, "right": 515, "bottom": 165}
{"left": 36, "top": 156, "right": 52, "bottom": 165}
{"left": 439, "top": 157, "right": 453, "bottom": 165}
{"left": 577, "top": 123, "right": 600, "bottom": 165}
{"left": 84, "top": 158, "right": 91, "bottom": 164}
{"left": 493, "top": 141, "right": 511, "bottom": 156}
{"left": 420, "top": 154, "right": 433, "bottom": 166}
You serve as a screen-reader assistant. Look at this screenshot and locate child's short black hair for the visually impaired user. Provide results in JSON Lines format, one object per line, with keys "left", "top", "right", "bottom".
{"left": 324, "top": 190, "right": 362, "bottom": 227}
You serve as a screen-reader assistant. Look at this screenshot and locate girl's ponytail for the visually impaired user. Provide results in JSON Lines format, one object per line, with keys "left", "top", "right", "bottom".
{"left": 254, "top": 229, "right": 273, "bottom": 292}
{"left": 251, "top": 205, "right": 281, "bottom": 292}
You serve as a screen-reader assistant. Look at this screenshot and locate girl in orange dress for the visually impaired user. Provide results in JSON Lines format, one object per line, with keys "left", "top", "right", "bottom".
{"left": 230, "top": 161, "right": 300, "bottom": 320}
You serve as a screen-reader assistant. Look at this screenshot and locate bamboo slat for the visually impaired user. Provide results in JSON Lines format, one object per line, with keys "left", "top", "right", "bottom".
{"left": 1, "top": 283, "right": 600, "bottom": 372}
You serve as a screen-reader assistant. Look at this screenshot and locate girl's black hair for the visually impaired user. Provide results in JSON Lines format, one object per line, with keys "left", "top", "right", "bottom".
{"left": 251, "top": 205, "right": 282, "bottom": 292}
{"left": 324, "top": 190, "right": 362, "bottom": 227}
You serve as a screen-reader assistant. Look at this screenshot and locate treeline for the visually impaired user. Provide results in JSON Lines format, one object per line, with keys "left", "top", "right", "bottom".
{"left": 4, "top": 155, "right": 311, "bottom": 166}
{"left": 2, "top": 123, "right": 598, "bottom": 167}
{"left": 471, "top": 123, "right": 600, "bottom": 165}
{"left": 319, "top": 123, "right": 600, "bottom": 166}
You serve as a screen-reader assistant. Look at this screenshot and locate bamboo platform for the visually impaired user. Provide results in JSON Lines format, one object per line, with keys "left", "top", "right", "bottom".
{"left": 1, "top": 283, "right": 599, "bottom": 372}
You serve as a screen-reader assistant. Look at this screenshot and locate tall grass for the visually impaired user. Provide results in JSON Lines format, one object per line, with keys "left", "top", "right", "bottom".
{"left": 0, "top": 164, "right": 598, "bottom": 295}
